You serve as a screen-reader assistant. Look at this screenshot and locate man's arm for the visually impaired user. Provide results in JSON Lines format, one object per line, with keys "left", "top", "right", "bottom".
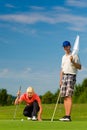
{"left": 70, "top": 56, "right": 81, "bottom": 70}
{"left": 59, "top": 69, "right": 63, "bottom": 87}
{"left": 71, "top": 61, "right": 81, "bottom": 70}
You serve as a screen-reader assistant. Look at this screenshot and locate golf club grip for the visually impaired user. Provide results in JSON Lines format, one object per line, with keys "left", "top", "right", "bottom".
{"left": 19, "top": 86, "right": 21, "bottom": 91}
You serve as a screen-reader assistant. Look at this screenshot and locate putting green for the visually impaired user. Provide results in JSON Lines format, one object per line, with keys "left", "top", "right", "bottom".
{"left": 0, "top": 120, "right": 87, "bottom": 130}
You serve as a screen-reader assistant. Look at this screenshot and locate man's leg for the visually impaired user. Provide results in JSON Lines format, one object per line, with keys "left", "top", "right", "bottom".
{"left": 64, "top": 96, "right": 72, "bottom": 116}
{"left": 59, "top": 96, "right": 72, "bottom": 121}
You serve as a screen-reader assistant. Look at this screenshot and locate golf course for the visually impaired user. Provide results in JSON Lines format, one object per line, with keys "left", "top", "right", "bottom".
{"left": 0, "top": 104, "right": 87, "bottom": 130}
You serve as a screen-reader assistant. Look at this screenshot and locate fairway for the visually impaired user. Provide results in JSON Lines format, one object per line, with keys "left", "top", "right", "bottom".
{"left": 0, "top": 120, "right": 87, "bottom": 130}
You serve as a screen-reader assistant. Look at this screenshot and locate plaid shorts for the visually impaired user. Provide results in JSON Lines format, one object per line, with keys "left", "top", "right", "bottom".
{"left": 60, "top": 74, "right": 76, "bottom": 97}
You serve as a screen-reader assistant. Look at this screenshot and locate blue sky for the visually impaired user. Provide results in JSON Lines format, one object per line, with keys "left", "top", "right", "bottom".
{"left": 0, "top": 0, "right": 87, "bottom": 96}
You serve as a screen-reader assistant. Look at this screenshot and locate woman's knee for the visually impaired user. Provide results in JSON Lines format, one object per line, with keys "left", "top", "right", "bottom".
{"left": 23, "top": 111, "right": 29, "bottom": 116}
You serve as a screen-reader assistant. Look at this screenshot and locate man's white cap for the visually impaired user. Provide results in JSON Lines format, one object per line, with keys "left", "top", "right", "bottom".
{"left": 26, "top": 86, "right": 34, "bottom": 93}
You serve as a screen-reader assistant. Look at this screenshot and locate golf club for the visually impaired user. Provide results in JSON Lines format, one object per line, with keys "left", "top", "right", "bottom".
{"left": 13, "top": 86, "right": 21, "bottom": 119}
{"left": 51, "top": 91, "right": 60, "bottom": 121}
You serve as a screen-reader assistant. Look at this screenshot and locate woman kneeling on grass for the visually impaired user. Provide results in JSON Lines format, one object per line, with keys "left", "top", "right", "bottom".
{"left": 15, "top": 86, "right": 42, "bottom": 121}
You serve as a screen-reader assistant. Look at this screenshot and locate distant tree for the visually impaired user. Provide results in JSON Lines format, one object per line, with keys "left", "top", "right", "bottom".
{"left": 73, "top": 84, "right": 82, "bottom": 103}
{"left": 7, "top": 94, "right": 13, "bottom": 105}
{"left": 77, "top": 90, "right": 87, "bottom": 103}
{"left": 42, "top": 91, "right": 54, "bottom": 104}
{"left": 78, "top": 78, "right": 87, "bottom": 103}
{"left": 0, "top": 88, "right": 14, "bottom": 106}
{"left": 81, "top": 78, "right": 87, "bottom": 90}
{"left": 73, "top": 78, "right": 87, "bottom": 103}
{"left": 0, "top": 89, "right": 8, "bottom": 106}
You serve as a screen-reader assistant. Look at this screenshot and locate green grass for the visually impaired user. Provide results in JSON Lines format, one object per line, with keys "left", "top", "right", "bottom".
{"left": 0, "top": 120, "right": 87, "bottom": 130}
{"left": 0, "top": 104, "right": 87, "bottom": 130}
{"left": 0, "top": 104, "right": 87, "bottom": 120}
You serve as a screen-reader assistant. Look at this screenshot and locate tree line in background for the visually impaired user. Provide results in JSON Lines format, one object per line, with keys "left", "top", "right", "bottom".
{"left": 0, "top": 78, "right": 87, "bottom": 106}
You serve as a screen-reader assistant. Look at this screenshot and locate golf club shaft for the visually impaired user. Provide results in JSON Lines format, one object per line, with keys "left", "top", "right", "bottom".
{"left": 13, "top": 86, "right": 21, "bottom": 119}
{"left": 51, "top": 92, "right": 60, "bottom": 121}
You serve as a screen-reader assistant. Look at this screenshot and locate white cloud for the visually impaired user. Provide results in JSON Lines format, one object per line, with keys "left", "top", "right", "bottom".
{"left": 29, "top": 6, "right": 45, "bottom": 10}
{"left": 0, "top": 13, "right": 55, "bottom": 24}
{"left": 66, "top": 0, "right": 87, "bottom": 7}
{"left": 52, "top": 6, "right": 70, "bottom": 12}
{"left": 0, "top": 67, "right": 57, "bottom": 81}
{"left": 0, "top": 68, "right": 32, "bottom": 79}
{"left": 58, "top": 13, "right": 87, "bottom": 31}
{"left": 23, "top": 67, "right": 32, "bottom": 74}
{"left": 0, "top": 69, "right": 9, "bottom": 77}
{"left": 0, "top": 6, "right": 87, "bottom": 31}
{"left": 0, "top": 68, "right": 58, "bottom": 95}
{"left": 11, "top": 25, "right": 37, "bottom": 35}
{"left": 5, "top": 4, "right": 16, "bottom": 8}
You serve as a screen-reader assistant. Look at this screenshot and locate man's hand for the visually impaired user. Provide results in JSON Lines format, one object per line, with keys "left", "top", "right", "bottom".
{"left": 70, "top": 55, "right": 81, "bottom": 70}
{"left": 70, "top": 55, "right": 74, "bottom": 63}
{"left": 59, "top": 81, "right": 62, "bottom": 88}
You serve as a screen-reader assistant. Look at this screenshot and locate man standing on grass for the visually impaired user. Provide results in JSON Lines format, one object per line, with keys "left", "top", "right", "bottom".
{"left": 15, "top": 86, "right": 42, "bottom": 121}
{"left": 59, "top": 41, "right": 81, "bottom": 121}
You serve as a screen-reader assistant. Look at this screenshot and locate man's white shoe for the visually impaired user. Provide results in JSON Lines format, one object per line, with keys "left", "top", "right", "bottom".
{"left": 32, "top": 116, "right": 37, "bottom": 121}
{"left": 59, "top": 116, "right": 71, "bottom": 121}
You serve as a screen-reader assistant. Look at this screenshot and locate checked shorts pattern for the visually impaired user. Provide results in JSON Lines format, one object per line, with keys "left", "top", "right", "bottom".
{"left": 60, "top": 74, "right": 76, "bottom": 97}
